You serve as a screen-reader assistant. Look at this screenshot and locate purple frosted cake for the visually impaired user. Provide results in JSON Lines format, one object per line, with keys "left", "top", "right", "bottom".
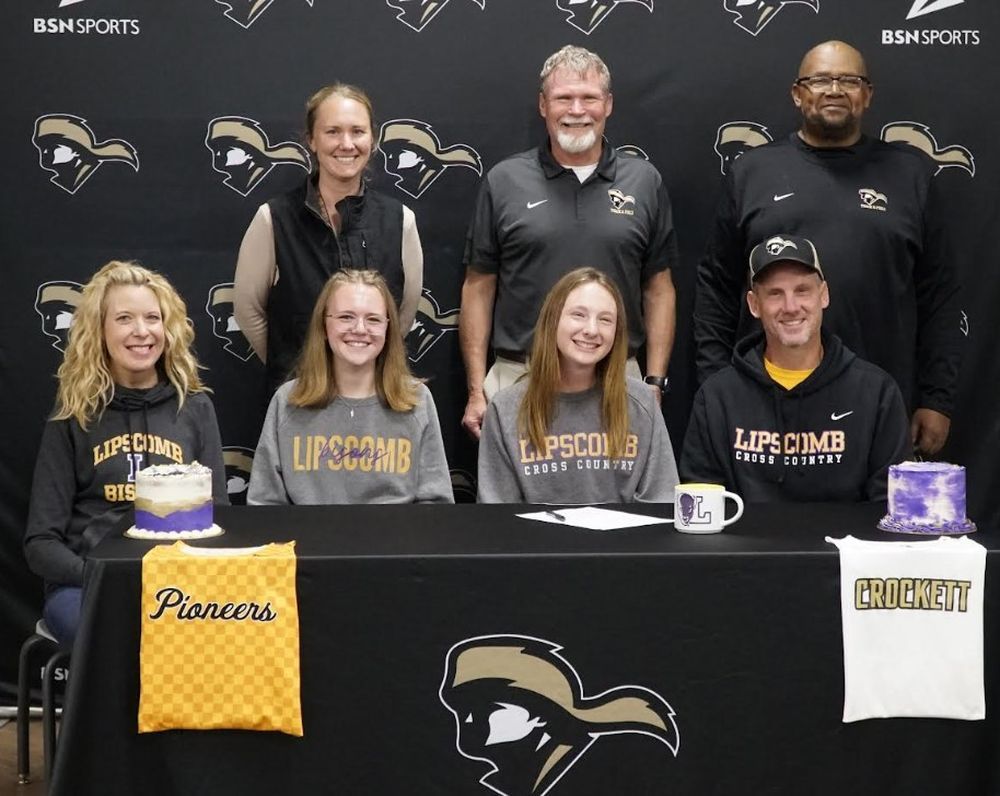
{"left": 126, "top": 462, "right": 223, "bottom": 540}
{"left": 878, "top": 462, "right": 976, "bottom": 535}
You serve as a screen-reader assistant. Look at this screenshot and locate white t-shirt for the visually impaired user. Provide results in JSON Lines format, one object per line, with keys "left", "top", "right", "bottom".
{"left": 827, "top": 535, "right": 986, "bottom": 722}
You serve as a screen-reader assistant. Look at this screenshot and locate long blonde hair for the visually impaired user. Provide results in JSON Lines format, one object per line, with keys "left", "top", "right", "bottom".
{"left": 289, "top": 269, "right": 418, "bottom": 411}
{"left": 54, "top": 260, "right": 206, "bottom": 428}
{"left": 519, "top": 268, "right": 630, "bottom": 459}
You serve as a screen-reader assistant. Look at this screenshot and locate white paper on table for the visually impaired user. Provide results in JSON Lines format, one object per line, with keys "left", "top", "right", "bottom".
{"left": 516, "top": 506, "right": 671, "bottom": 531}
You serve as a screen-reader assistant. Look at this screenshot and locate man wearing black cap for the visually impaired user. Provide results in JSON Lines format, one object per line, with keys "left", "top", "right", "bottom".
{"left": 695, "top": 40, "right": 964, "bottom": 456}
{"left": 681, "top": 234, "right": 909, "bottom": 502}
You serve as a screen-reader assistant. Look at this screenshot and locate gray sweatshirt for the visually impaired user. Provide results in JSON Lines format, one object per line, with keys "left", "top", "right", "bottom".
{"left": 477, "top": 377, "right": 678, "bottom": 504}
{"left": 249, "top": 381, "right": 454, "bottom": 505}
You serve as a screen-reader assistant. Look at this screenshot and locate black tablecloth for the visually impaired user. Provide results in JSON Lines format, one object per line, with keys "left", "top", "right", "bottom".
{"left": 50, "top": 503, "right": 1000, "bottom": 795}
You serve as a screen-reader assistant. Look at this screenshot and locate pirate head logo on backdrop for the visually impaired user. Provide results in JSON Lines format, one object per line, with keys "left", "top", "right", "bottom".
{"left": 32, "top": 114, "right": 139, "bottom": 194}
{"left": 223, "top": 447, "right": 255, "bottom": 505}
{"left": 378, "top": 120, "right": 482, "bottom": 199}
{"left": 880, "top": 122, "right": 975, "bottom": 177}
{"left": 440, "top": 635, "right": 679, "bottom": 796}
{"left": 714, "top": 122, "right": 773, "bottom": 175}
{"left": 385, "top": 0, "right": 485, "bottom": 32}
{"left": 214, "top": 0, "right": 313, "bottom": 29}
{"left": 723, "top": 0, "right": 818, "bottom": 36}
{"left": 407, "top": 289, "right": 460, "bottom": 363}
{"left": 206, "top": 284, "right": 255, "bottom": 361}
{"left": 616, "top": 144, "right": 649, "bottom": 160}
{"left": 36, "top": 281, "right": 83, "bottom": 352}
{"left": 206, "top": 117, "right": 311, "bottom": 197}
{"left": 556, "top": 0, "right": 653, "bottom": 35}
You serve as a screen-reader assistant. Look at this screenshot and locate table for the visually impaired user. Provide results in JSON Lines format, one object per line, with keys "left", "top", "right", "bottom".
{"left": 50, "top": 504, "right": 999, "bottom": 795}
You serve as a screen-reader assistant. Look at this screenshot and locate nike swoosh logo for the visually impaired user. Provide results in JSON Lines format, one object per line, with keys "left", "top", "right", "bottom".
{"left": 526, "top": 200, "right": 548, "bottom": 209}
{"left": 831, "top": 411, "right": 854, "bottom": 421}
{"left": 773, "top": 192, "right": 795, "bottom": 202}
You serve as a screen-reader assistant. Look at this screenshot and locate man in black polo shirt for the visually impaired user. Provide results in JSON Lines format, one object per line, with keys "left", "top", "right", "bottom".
{"left": 459, "top": 44, "right": 678, "bottom": 438}
{"left": 695, "top": 40, "right": 964, "bottom": 455}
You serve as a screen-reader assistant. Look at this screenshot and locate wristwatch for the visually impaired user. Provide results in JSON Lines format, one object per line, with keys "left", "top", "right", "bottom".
{"left": 643, "top": 375, "right": 670, "bottom": 393}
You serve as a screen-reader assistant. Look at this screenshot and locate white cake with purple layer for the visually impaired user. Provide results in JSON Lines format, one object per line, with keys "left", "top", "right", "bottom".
{"left": 878, "top": 461, "right": 976, "bottom": 535}
{"left": 125, "top": 462, "right": 223, "bottom": 540}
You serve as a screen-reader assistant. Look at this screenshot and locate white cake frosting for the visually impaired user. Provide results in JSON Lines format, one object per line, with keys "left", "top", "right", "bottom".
{"left": 126, "top": 462, "right": 223, "bottom": 540}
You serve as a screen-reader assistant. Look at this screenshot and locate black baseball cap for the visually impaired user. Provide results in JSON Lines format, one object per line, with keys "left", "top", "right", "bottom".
{"left": 748, "top": 235, "right": 824, "bottom": 282}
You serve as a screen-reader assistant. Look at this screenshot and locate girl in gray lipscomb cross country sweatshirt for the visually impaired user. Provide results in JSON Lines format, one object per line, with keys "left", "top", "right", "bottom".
{"left": 248, "top": 269, "right": 453, "bottom": 505}
{"left": 477, "top": 268, "right": 678, "bottom": 504}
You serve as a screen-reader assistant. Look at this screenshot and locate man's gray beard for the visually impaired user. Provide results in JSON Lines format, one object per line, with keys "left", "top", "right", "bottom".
{"left": 556, "top": 128, "right": 597, "bottom": 154}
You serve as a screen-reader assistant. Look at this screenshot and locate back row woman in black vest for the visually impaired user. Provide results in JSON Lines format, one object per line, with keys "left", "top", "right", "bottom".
{"left": 233, "top": 83, "right": 423, "bottom": 400}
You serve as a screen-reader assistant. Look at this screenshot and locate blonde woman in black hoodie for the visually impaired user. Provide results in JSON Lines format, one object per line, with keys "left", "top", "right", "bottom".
{"left": 24, "top": 261, "right": 227, "bottom": 643}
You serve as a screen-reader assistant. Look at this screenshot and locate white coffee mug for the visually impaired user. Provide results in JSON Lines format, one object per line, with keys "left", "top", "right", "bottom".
{"left": 673, "top": 483, "right": 744, "bottom": 534}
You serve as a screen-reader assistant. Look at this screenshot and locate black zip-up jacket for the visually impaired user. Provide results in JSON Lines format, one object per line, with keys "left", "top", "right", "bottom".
{"left": 266, "top": 179, "right": 403, "bottom": 396}
{"left": 695, "top": 133, "right": 964, "bottom": 415}
{"left": 24, "top": 383, "right": 228, "bottom": 593}
{"left": 680, "top": 329, "right": 910, "bottom": 502}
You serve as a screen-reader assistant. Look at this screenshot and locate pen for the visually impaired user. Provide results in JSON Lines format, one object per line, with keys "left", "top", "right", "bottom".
{"left": 545, "top": 510, "right": 566, "bottom": 522}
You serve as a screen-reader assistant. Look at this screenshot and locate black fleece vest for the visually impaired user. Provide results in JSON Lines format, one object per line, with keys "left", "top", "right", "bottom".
{"left": 265, "top": 181, "right": 404, "bottom": 396}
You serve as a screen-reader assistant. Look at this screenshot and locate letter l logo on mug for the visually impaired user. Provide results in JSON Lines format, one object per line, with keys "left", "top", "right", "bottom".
{"left": 673, "top": 483, "right": 744, "bottom": 534}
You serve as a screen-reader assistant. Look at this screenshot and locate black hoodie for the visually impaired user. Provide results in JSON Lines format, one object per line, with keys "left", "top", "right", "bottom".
{"left": 25, "top": 383, "right": 227, "bottom": 592}
{"left": 680, "top": 329, "right": 910, "bottom": 502}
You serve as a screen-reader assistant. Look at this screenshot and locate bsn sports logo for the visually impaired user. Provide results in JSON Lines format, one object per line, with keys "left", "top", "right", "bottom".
{"left": 723, "top": 0, "right": 818, "bottom": 36}
{"left": 556, "top": 0, "right": 653, "bottom": 35}
{"left": 32, "top": 115, "right": 139, "bottom": 194}
{"left": 206, "top": 284, "right": 255, "bottom": 362}
{"left": 223, "top": 447, "right": 255, "bottom": 505}
{"left": 378, "top": 120, "right": 482, "bottom": 199}
{"left": 386, "top": 0, "right": 485, "bottom": 32}
{"left": 407, "top": 290, "right": 460, "bottom": 364}
{"left": 34, "top": 0, "right": 139, "bottom": 35}
{"left": 214, "top": 0, "right": 314, "bottom": 29}
{"left": 880, "top": 122, "right": 975, "bottom": 177}
{"left": 36, "top": 281, "right": 83, "bottom": 352}
{"left": 883, "top": 0, "right": 978, "bottom": 45}
{"left": 858, "top": 188, "right": 888, "bottom": 212}
{"left": 441, "top": 635, "right": 679, "bottom": 796}
{"left": 714, "top": 121, "right": 772, "bottom": 175}
{"left": 206, "top": 118, "right": 310, "bottom": 197}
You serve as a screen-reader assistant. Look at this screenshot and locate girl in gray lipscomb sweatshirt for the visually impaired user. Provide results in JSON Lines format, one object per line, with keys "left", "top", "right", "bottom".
{"left": 477, "top": 268, "right": 678, "bottom": 504}
{"left": 248, "top": 270, "right": 453, "bottom": 505}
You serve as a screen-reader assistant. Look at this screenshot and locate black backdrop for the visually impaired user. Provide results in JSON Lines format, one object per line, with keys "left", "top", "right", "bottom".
{"left": 2, "top": 0, "right": 998, "bottom": 700}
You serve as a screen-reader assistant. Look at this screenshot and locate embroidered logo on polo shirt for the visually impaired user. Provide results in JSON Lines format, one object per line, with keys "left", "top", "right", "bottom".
{"left": 858, "top": 188, "right": 888, "bottom": 211}
{"left": 608, "top": 188, "right": 636, "bottom": 215}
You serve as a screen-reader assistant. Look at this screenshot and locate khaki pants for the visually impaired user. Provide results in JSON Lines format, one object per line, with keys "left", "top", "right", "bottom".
{"left": 484, "top": 355, "right": 642, "bottom": 401}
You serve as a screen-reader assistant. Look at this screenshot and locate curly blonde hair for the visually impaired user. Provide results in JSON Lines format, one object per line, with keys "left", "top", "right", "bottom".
{"left": 290, "top": 269, "right": 419, "bottom": 411}
{"left": 54, "top": 260, "right": 207, "bottom": 428}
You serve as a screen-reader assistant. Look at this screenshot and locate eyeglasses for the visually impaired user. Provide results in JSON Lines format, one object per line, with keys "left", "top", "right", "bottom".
{"left": 794, "top": 74, "right": 870, "bottom": 92}
{"left": 325, "top": 313, "right": 388, "bottom": 332}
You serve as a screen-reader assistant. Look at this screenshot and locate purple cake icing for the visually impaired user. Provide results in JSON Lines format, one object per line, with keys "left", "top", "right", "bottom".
{"left": 878, "top": 461, "right": 976, "bottom": 534}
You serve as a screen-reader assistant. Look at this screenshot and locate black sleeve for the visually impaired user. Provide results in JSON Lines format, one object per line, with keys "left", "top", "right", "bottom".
{"left": 462, "top": 175, "right": 499, "bottom": 273}
{"left": 864, "top": 376, "right": 912, "bottom": 502}
{"left": 24, "top": 419, "right": 86, "bottom": 587}
{"left": 679, "top": 386, "right": 728, "bottom": 486}
{"left": 695, "top": 173, "right": 744, "bottom": 384}
{"left": 913, "top": 176, "right": 964, "bottom": 415}
{"left": 192, "top": 394, "right": 230, "bottom": 505}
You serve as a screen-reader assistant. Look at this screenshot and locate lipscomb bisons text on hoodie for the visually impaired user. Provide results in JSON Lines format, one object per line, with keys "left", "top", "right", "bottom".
{"left": 25, "top": 384, "right": 228, "bottom": 592}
